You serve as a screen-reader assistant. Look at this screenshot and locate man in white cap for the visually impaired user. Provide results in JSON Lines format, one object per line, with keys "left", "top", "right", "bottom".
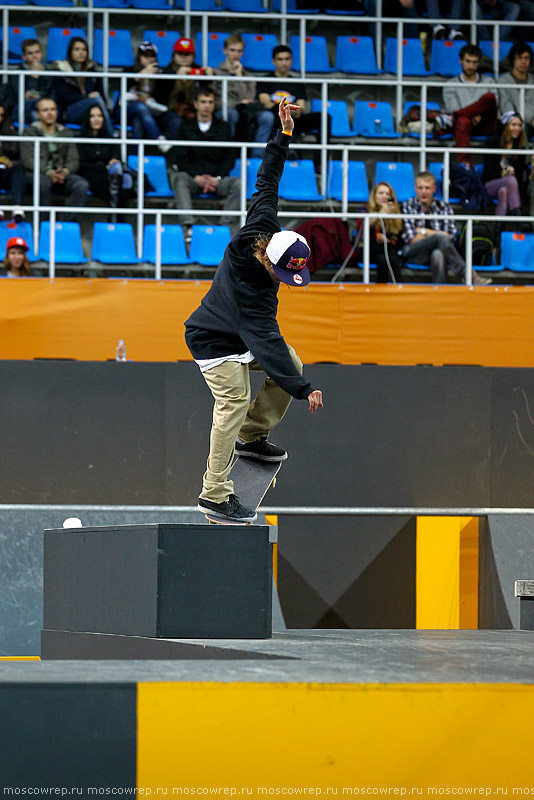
{"left": 185, "top": 98, "right": 323, "bottom": 523}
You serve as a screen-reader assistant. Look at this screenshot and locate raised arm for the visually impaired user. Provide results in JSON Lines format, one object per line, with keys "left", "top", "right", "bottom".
{"left": 244, "top": 98, "right": 299, "bottom": 230}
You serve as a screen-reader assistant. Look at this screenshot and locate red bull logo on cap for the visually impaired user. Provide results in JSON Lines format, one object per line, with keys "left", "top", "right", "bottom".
{"left": 287, "top": 255, "right": 308, "bottom": 270}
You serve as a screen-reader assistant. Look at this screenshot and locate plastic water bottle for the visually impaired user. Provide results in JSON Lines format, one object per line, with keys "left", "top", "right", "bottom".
{"left": 115, "top": 339, "right": 126, "bottom": 362}
{"left": 374, "top": 119, "right": 382, "bottom": 134}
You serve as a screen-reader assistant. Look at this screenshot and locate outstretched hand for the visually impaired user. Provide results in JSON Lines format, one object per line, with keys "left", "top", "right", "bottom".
{"left": 308, "top": 390, "right": 323, "bottom": 414}
{"left": 279, "top": 96, "right": 300, "bottom": 133}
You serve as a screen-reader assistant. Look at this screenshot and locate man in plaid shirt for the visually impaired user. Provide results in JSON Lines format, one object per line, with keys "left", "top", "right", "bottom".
{"left": 401, "top": 170, "right": 491, "bottom": 285}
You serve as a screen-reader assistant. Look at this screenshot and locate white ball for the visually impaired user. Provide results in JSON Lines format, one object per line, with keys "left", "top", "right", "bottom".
{"left": 62, "top": 517, "right": 83, "bottom": 529}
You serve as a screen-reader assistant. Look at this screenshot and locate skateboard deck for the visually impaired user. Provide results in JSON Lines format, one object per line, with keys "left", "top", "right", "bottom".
{"left": 204, "top": 457, "right": 282, "bottom": 525}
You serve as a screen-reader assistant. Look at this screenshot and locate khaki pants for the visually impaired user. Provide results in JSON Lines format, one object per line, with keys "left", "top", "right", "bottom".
{"left": 199, "top": 344, "right": 303, "bottom": 503}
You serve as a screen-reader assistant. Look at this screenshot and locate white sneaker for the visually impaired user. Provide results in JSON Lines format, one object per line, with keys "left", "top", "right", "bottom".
{"left": 157, "top": 136, "right": 172, "bottom": 154}
{"left": 472, "top": 271, "right": 492, "bottom": 286}
{"left": 449, "top": 28, "right": 464, "bottom": 41}
{"left": 11, "top": 207, "right": 25, "bottom": 224}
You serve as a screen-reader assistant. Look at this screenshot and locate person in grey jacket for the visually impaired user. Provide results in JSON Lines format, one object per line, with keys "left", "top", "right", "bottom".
{"left": 433, "top": 44, "right": 498, "bottom": 164}
{"left": 498, "top": 41, "right": 534, "bottom": 139}
{"left": 19, "top": 97, "right": 89, "bottom": 221}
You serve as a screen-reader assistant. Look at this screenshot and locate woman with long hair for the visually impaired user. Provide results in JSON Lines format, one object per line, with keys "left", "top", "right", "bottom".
{"left": 482, "top": 110, "right": 533, "bottom": 232}
{"left": 52, "top": 37, "right": 112, "bottom": 131}
{"left": 368, "top": 181, "right": 403, "bottom": 283}
{"left": 3, "top": 236, "right": 31, "bottom": 277}
{"left": 77, "top": 102, "right": 133, "bottom": 208}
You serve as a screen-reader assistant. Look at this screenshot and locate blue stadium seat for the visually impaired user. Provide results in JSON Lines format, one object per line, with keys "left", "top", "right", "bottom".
{"left": 326, "top": 160, "right": 369, "bottom": 202}
{"left": 94, "top": 28, "right": 134, "bottom": 68}
{"left": 334, "top": 36, "right": 380, "bottom": 75}
{"left": 500, "top": 232, "right": 534, "bottom": 272}
{"left": 279, "top": 160, "right": 324, "bottom": 202}
{"left": 384, "top": 38, "right": 430, "bottom": 76}
{"left": 189, "top": 225, "right": 231, "bottom": 266}
{"left": 92, "top": 223, "right": 139, "bottom": 264}
{"left": 402, "top": 101, "right": 450, "bottom": 140}
{"left": 310, "top": 99, "right": 353, "bottom": 138}
{"left": 289, "top": 35, "right": 332, "bottom": 73}
{"left": 127, "top": 155, "right": 173, "bottom": 198}
{"left": 82, "top": 0, "right": 129, "bottom": 6}
{"left": 0, "top": 26, "right": 37, "bottom": 63}
{"left": 143, "top": 30, "right": 180, "bottom": 66}
{"left": 1, "top": 1, "right": 28, "bottom": 5}
{"left": 430, "top": 39, "right": 466, "bottom": 76}
{"left": 0, "top": 221, "right": 38, "bottom": 262}
{"left": 229, "top": 157, "right": 262, "bottom": 200}
{"left": 38, "top": 222, "right": 87, "bottom": 264}
{"left": 374, "top": 162, "right": 415, "bottom": 203}
{"left": 354, "top": 101, "right": 401, "bottom": 138}
{"left": 223, "top": 0, "right": 266, "bottom": 10}
{"left": 142, "top": 225, "right": 191, "bottom": 265}
{"left": 241, "top": 33, "right": 278, "bottom": 72}
{"left": 131, "top": 0, "right": 171, "bottom": 7}
{"left": 429, "top": 162, "right": 458, "bottom": 203}
{"left": 272, "top": 0, "right": 318, "bottom": 10}
{"left": 195, "top": 32, "right": 229, "bottom": 69}
{"left": 46, "top": 27, "right": 86, "bottom": 62}
{"left": 479, "top": 40, "right": 513, "bottom": 65}
{"left": 175, "top": 0, "right": 219, "bottom": 9}
{"left": 33, "top": 0, "right": 74, "bottom": 5}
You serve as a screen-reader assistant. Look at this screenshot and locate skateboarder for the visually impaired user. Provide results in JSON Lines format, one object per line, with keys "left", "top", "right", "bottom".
{"left": 185, "top": 98, "right": 323, "bottom": 523}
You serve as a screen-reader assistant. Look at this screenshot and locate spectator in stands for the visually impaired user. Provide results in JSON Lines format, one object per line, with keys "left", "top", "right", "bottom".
{"left": 8, "top": 38, "right": 54, "bottom": 125}
{"left": 257, "top": 45, "right": 331, "bottom": 145}
{"left": 0, "top": 103, "right": 26, "bottom": 223}
{"left": 482, "top": 110, "right": 534, "bottom": 233}
{"left": 214, "top": 34, "right": 274, "bottom": 158}
{"left": 425, "top": 0, "right": 466, "bottom": 40}
{"left": 78, "top": 102, "right": 133, "bottom": 210}
{"left": 401, "top": 170, "right": 491, "bottom": 284}
{"left": 498, "top": 42, "right": 534, "bottom": 139}
{"left": 115, "top": 42, "right": 172, "bottom": 154}
{"left": 3, "top": 236, "right": 31, "bottom": 277}
{"left": 434, "top": 44, "right": 498, "bottom": 164}
{"left": 20, "top": 97, "right": 89, "bottom": 222}
{"left": 160, "top": 38, "right": 213, "bottom": 133}
{"left": 52, "top": 37, "right": 112, "bottom": 132}
{"left": 476, "top": 0, "right": 520, "bottom": 40}
{"left": 368, "top": 182, "right": 402, "bottom": 283}
{"left": 169, "top": 86, "right": 240, "bottom": 237}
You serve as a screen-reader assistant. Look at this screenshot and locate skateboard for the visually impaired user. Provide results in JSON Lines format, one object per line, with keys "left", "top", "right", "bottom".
{"left": 204, "top": 457, "right": 282, "bottom": 525}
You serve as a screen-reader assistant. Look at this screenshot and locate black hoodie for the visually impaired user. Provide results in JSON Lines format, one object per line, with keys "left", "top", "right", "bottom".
{"left": 185, "top": 130, "right": 313, "bottom": 401}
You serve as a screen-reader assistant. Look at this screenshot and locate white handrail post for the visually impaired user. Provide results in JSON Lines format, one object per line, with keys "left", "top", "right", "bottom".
{"left": 33, "top": 139, "right": 40, "bottom": 251}
{"left": 395, "top": 20, "right": 403, "bottom": 129}
{"left": 320, "top": 81, "right": 328, "bottom": 198}
{"left": 363, "top": 214, "right": 370, "bottom": 284}
{"left": 376, "top": 0, "right": 383, "bottom": 71}
{"left": 443, "top": 149, "right": 450, "bottom": 203}
{"left": 184, "top": 0, "right": 191, "bottom": 40}
{"left": 103, "top": 11, "right": 110, "bottom": 102}
{"left": 49, "top": 208, "right": 56, "bottom": 281}
{"left": 280, "top": 0, "right": 287, "bottom": 50}
{"left": 465, "top": 216, "right": 473, "bottom": 286}
{"left": 155, "top": 210, "right": 162, "bottom": 281}
{"left": 341, "top": 146, "right": 348, "bottom": 218}
{"left": 137, "top": 142, "right": 145, "bottom": 261}
{"left": 420, "top": 82, "right": 427, "bottom": 172}
{"left": 18, "top": 72, "right": 25, "bottom": 135}
{"left": 299, "top": 16, "right": 306, "bottom": 79}
{"left": 120, "top": 73, "right": 127, "bottom": 164}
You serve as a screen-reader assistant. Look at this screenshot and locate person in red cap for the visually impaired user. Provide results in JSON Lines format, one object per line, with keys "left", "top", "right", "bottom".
{"left": 185, "top": 99, "right": 323, "bottom": 523}
{"left": 159, "top": 38, "right": 213, "bottom": 127}
{"left": 3, "top": 236, "right": 31, "bottom": 277}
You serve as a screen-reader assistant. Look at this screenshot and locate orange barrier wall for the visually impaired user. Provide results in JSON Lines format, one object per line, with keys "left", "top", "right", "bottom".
{"left": 2, "top": 278, "right": 534, "bottom": 365}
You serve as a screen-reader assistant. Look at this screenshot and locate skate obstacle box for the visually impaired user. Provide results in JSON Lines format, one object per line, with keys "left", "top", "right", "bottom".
{"left": 42, "top": 523, "right": 273, "bottom": 652}
{"left": 515, "top": 580, "right": 534, "bottom": 631}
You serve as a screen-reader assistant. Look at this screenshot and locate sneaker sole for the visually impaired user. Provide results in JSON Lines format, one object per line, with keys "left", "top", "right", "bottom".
{"left": 197, "top": 504, "right": 257, "bottom": 523}
{"left": 236, "top": 451, "right": 288, "bottom": 462}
